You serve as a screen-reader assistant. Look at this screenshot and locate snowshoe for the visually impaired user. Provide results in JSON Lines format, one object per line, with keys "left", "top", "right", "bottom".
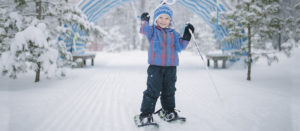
{"left": 154, "top": 108, "right": 186, "bottom": 123}
{"left": 134, "top": 114, "right": 159, "bottom": 128}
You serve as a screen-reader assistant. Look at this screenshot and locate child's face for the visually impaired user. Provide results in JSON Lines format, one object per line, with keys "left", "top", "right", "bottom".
{"left": 156, "top": 14, "right": 171, "bottom": 28}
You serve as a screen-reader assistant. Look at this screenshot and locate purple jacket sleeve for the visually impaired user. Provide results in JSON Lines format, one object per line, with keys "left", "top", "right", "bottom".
{"left": 140, "top": 21, "right": 153, "bottom": 41}
{"left": 175, "top": 31, "right": 189, "bottom": 50}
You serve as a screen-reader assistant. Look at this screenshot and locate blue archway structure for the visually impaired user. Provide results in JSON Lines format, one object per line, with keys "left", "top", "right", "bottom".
{"left": 72, "top": 0, "right": 243, "bottom": 53}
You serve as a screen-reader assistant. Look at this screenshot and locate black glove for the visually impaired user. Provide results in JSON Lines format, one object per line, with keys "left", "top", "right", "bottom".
{"left": 141, "top": 12, "right": 150, "bottom": 22}
{"left": 182, "top": 23, "right": 195, "bottom": 41}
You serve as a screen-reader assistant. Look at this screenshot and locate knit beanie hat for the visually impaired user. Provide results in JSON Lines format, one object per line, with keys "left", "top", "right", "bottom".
{"left": 153, "top": 4, "right": 173, "bottom": 25}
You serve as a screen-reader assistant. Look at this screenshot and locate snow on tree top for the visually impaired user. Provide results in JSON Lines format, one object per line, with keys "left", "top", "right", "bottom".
{"left": 11, "top": 23, "right": 49, "bottom": 54}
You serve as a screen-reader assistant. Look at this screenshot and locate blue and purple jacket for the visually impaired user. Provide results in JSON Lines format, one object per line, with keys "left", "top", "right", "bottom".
{"left": 140, "top": 21, "right": 189, "bottom": 66}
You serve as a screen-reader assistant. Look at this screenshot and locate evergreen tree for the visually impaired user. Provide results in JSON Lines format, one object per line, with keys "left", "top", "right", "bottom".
{"left": 0, "top": 1, "right": 30, "bottom": 56}
{"left": 0, "top": 1, "right": 33, "bottom": 77}
{"left": 2, "top": 23, "right": 57, "bottom": 82}
{"left": 0, "top": 0, "right": 103, "bottom": 82}
{"left": 296, "top": 1, "right": 300, "bottom": 40}
{"left": 219, "top": 0, "right": 281, "bottom": 80}
{"left": 272, "top": 0, "right": 300, "bottom": 55}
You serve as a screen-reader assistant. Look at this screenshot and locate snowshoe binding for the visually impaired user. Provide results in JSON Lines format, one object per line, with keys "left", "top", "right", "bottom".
{"left": 134, "top": 114, "right": 159, "bottom": 128}
{"left": 154, "top": 108, "right": 186, "bottom": 123}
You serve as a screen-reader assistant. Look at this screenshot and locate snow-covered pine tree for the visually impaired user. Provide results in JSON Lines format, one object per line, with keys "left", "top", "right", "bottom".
{"left": 49, "top": 0, "right": 103, "bottom": 67}
{"left": 37, "top": 0, "right": 102, "bottom": 81}
{"left": 0, "top": 1, "right": 33, "bottom": 77}
{"left": 2, "top": 23, "right": 58, "bottom": 82}
{"left": 0, "top": 0, "right": 103, "bottom": 82}
{"left": 0, "top": 1, "right": 29, "bottom": 55}
{"left": 270, "top": 0, "right": 300, "bottom": 56}
{"left": 219, "top": 0, "right": 281, "bottom": 80}
{"left": 0, "top": 9, "right": 17, "bottom": 57}
{"left": 1, "top": 0, "right": 61, "bottom": 82}
{"left": 296, "top": 1, "right": 300, "bottom": 41}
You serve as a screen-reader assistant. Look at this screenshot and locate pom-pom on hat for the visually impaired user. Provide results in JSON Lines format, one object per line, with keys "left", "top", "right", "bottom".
{"left": 153, "top": 4, "right": 173, "bottom": 25}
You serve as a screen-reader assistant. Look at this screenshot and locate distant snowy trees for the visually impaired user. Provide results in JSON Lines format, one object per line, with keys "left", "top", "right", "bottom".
{"left": 96, "top": 1, "right": 148, "bottom": 51}
{"left": 189, "top": 15, "right": 217, "bottom": 54}
{"left": 101, "top": 26, "right": 127, "bottom": 52}
{"left": 0, "top": 0, "right": 102, "bottom": 82}
{"left": 219, "top": 0, "right": 300, "bottom": 80}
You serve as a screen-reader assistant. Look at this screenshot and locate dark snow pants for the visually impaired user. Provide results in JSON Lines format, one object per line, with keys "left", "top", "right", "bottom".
{"left": 140, "top": 65, "right": 177, "bottom": 116}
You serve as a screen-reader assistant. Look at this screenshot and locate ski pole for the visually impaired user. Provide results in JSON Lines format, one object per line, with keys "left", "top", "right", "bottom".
{"left": 188, "top": 27, "right": 223, "bottom": 102}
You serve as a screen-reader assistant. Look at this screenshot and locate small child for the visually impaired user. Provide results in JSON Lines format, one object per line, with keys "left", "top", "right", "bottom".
{"left": 136, "top": 4, "right": 194, "bottom": 125}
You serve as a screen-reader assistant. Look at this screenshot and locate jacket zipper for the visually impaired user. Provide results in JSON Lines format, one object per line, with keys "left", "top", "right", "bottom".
{"left": 165, "top": 31, "right": 168, "bottom": 66}
{"left": 163, "top": 29, "right": 167, "bottom": 66}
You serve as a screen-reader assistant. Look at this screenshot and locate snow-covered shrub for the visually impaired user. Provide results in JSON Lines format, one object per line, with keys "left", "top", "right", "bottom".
{"left": 0, "top": 0, "right": 104, "bottom": 82}
{"left": 1, "top": 23, "right": 59, "bottom": 81}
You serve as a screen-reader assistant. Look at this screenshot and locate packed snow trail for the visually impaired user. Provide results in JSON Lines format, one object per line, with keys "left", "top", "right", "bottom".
{"left": 1, "top": 51, "right": 299, "bottom": 131}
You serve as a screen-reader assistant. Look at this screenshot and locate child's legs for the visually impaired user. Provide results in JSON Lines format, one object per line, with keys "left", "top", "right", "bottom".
{"left": 140, "top": 65, "right": 163, "bottom": 115}
{"left": 160, "top": 67, "right": 177, "bottom": 111}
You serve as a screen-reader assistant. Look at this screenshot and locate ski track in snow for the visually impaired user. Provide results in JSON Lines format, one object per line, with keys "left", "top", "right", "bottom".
{"left": 33, "top": 71, "right": 130, "bottom": 131}
{"left": 1, "top": 51, "right": 299, "bottom": 131}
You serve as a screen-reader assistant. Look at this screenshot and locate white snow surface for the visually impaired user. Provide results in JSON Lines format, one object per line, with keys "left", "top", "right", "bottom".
{"left": 0, "top": 48, "right": 300, "bottom": 131}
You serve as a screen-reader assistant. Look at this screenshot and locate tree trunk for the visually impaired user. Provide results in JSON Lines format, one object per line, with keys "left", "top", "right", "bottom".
{"left": 35, "top": 62, "right": 41, "bottom": 82}
{"left": 247, "top": 24, "right": 252, "bottom": 81}
{"left": 132, "top": 17, "right": 137, "bottom": 50}
{"left": 36, "top": 0, "right": 42, "bottom": 20}
{"left": 35, "top": 0, "right": 42, "bottom": 82}
{"left": 278, "top": 26, "right": 282, "bottom": 51}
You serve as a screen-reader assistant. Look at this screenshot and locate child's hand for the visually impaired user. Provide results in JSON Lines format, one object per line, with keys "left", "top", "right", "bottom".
{"left": 141, "top": 12, "right": 150, "bottom": 22}
{"left": 182, "top": 23, "right": 194, "bottom": 41}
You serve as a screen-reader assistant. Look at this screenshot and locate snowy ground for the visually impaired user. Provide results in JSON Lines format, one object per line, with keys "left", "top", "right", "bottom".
{"left": 1, "top": 48, "right": 300, "bottom": 131}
